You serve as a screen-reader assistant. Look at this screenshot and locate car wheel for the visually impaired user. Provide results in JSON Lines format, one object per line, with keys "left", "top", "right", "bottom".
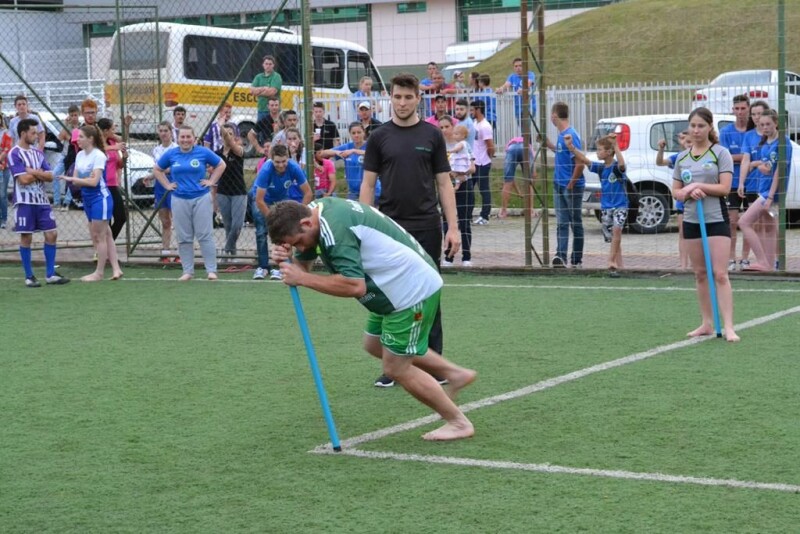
{"left": 594, "top": 209, "right": 602, "bottom": 222}
{"left": 238, "top": 122, "right": 256, "bottom": 158}
{"left": 631, "top": 190, "right": 670, "bottom": 234}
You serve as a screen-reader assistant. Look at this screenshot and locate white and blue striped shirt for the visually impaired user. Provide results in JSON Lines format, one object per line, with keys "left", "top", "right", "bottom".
{"left": 8, "top": 145, "right": 51, "bottom": 206}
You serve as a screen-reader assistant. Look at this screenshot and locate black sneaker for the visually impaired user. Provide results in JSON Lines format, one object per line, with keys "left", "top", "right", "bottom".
{"left": 552, "top": 256, "right": 566, "bottom": 268}
{"left": 435, "top": 376, "right": 449, "bottom": 385}
{"left": 46, "top": 273, "right": 71, "bottom": 285}
{"left": 374, "top": 374, "right": 395, "bottom": 388}
{"left": 25, "top": 276, "right": 41, "bottom": 288}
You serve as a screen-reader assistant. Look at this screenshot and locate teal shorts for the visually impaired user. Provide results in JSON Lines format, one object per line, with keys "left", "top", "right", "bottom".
{"left": 364, "top": 291, "right": 440, "bottom": 356}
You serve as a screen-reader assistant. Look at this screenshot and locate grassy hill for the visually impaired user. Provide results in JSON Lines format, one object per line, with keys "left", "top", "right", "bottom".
{"left": 477, "top": 0, "right": 800, "bottom": 87}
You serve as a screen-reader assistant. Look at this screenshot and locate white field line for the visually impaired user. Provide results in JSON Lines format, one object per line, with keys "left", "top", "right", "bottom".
{"left": 331, "top": 449, "right": 800, "bottom": 494}
{"left": 3, "top": 276, "right": 799, "bottom": 293}
{"left": 311, "top": 305, "right": 800, "bottom": 492}
{"left": 314, "top": 304, "right": 800, "bottom": 452}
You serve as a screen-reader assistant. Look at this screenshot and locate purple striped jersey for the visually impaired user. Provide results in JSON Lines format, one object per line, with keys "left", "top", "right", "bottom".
{"left": 8, "top": 145, "right": 51, "bottom": 206}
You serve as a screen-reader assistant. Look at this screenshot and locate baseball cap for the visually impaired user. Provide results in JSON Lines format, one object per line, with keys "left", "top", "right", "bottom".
{"left": 357, "top": 101, "right": 371, "bottom": 109}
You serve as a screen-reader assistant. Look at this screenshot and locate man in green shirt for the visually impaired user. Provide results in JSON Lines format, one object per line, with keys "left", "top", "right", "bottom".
{"left": 250, "top": 55, "right": 283, "bottom": 122}
{"left": 269, "top": 198, "right": 477, "bottom": 441}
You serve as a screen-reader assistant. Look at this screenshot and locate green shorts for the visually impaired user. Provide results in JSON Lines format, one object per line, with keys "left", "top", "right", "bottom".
{"left": 364, "top": 291, "right": 440, "bottom": 356}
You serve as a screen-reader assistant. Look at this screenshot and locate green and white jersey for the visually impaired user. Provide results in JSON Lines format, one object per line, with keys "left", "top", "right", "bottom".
{"left": 296, "top": 197, "right": 443, "bottom": 315}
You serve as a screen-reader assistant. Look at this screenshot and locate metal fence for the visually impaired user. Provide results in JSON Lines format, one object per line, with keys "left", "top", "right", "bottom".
{"left": 0, "top": 1, "right": 798, "bottom": 274}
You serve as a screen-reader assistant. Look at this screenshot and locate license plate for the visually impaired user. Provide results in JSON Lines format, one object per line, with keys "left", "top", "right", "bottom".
{"left": 128, "top": 103, "right": 145, "bottom": 113}
{"left": 583, "top": 191, "right": 593, "bottom": 202}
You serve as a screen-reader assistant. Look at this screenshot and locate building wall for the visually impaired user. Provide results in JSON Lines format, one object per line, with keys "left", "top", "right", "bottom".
{"left": 371, "top": 0, "right": 458, "bottom": 67}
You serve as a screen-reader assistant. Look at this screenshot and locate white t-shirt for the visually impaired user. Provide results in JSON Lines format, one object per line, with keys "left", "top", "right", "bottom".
{"left": 75, "top": 148, "right": 108, "bottom": 195}
{"left": 472, "top": 118, "right": 493, "bottom": 166}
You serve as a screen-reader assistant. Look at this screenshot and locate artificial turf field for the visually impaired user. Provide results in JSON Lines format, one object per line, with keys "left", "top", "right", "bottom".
{"left": 1, "top": 264, "right": 799, "bottom": 533}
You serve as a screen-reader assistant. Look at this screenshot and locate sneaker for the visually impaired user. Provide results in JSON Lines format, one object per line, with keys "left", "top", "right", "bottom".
{"left": 253, "top": 267, "right": 266, "bottom": 280}
{"left": 0, "top": 221, "right": 6, "bottom": 229}
{"left": 739, "top": 259, "right": 750, "bottom": 270}
{"left": 441, "top": 259, "right": 454, "bottom": 268}
{"left": 269, "top": 268, "right": 283, "bottom": 280}
{"left": 45, "top": 273, "right": 70, "bottom": 285}
{"left": 601, "top": 224, "right": 612, "bottom": 243}
{"left": 435, "top": 376, "right": 449, "bottom": 385}
{"left": 160, "top": 257, "right": 172, "bottom": 265}
{"left": 25, "top": 276, "right": 41, "bottom": 288}
{"left": 374, "top": 374, "right": 395, "bottom": 388}
{"left": 462, "top": 260, "right": 473, "bottom": 267}
{"left": 473, "top": 217, "right": 489, "bottom": 225}
{"left": 552, "top": 256, "right": 566, "bottom": 268}
{"left": 727, "top": 260, "right": 737, "bottom": 272}
{"left": 571, "top": 262, "right": 583, "bottom": 269}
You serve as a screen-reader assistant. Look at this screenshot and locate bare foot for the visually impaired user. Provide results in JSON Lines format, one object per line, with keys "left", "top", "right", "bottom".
{"left": 742, "top": 262, "right": 771, "bottom": 272}
{"left": 207, "top": 272, "right": 218, "bottom": 281}
{"left": 725, "top": 329, "right": 740, "bottom": 342}
{"left": 498, "top": 209, "right": 508, "bottom": 219}
{"left": 445, "top": 369, "right": 477, "bottom": 401}
{"left": 687, "top": 325, "right": 714, "bottom": 337}
{"left": 531, "top": 209, "right": 540, "bottom": 218}
{"left": 111, "top": 271, "right": 124, "bottom": 281}
{"left": 81, "top": 272, "right": 104, "bottom": 282}
{"left": 178, "top": 273, "right": 193, "bottom": 282}
{"left": 422, "top": 420, "right": 475, "bottom": 441}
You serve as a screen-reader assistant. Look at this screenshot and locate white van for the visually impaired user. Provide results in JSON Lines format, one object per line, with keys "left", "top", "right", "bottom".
{"left": 444, "top": 39, "right": 513, "bottom": 63}
{"left": 105, "top": 22, "right": 386, "bottom": 150}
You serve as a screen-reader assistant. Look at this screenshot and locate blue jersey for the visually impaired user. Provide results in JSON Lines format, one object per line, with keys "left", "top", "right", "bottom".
{"left": 157, "top": 146, "right": 222, "bottom": 199}
{"left": 554, "top": 127, "right": 582, "bottom": 187}
{"left": 739, "top": 129, "right": 763, "bottom": 193}
{"left": 589, "top": 160, "right": 628, "bottom": 209}
{"left": 507, "top": 71, "right": 536, "bottom": 119}
{"left": 719, "top": 123, "right": 748, "bottom": 189}
{"left": 667, "top": 153, "right": 678, "bottom": 168}
{"left": 475, "top": 88, "right": 497, "bottom": 123}
{"left": 756, "top": 136, "right": 792, "bottom": 200}
{"left": 252, "top": 158, "right": 308, "bottom": 204}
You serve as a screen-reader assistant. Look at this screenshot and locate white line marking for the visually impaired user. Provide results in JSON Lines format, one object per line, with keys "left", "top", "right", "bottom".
{"left": 314, "top": 305, "right": 800, "bottom": 451}
{"left": 320, "top": 449, "right": 800, "bottom": 493}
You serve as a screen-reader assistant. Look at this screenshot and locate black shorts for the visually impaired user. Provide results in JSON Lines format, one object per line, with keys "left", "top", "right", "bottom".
{"left": 683, "top": 221, "right": 731, "bottom": 240}
{"left": 746, "top": 192, "right": 759, "bottom": 204}
{"left": 727, "top": 191, "right": 750, "bottom": 212}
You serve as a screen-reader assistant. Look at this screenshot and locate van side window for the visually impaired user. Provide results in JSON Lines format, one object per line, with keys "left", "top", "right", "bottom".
{"left": 184, "top": 35, "right": 301, "bottom": 85}
{"left": 347, "top": 52, "right": 384, "bottom": 93}
{"left": 314, "top": 48, "right": 345, "bottom": 89}
{"left": 650, "top": 120, "right": 688, "bottom": 152}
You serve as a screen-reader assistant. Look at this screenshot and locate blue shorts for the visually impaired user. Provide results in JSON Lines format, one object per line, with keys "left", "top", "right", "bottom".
{"left": 154, "top": 181, "right": 172, "bottom": 210}
{"left": 14, "top": 203, "right": 56, "bottom": 233}
{"left": 83, "top": 192, "right": 113, "bottom": 221}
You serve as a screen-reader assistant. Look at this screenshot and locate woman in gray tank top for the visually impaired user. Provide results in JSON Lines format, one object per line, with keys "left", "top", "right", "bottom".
{"left": 672, "top": 108, "right": 739, "bottom": 342}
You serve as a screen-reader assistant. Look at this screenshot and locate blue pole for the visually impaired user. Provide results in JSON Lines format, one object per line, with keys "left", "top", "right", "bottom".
{"left": 289, "top": 284, "right": 342, "bottom": 451}
{"left": 695, "top": 198, "right": 722, "bottom": 338}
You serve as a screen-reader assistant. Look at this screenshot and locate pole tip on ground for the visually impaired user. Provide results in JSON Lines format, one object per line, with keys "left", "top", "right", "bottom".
{"left": 716, "top": 333, "right": 723, "bottom": 338}
{"left": 333, "top": 446, "right": 342, "bottom": 452}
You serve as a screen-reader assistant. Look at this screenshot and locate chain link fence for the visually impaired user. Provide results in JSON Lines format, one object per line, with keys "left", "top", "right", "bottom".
{"left": 1, "top": 0, "right": 798, "bottom": 273}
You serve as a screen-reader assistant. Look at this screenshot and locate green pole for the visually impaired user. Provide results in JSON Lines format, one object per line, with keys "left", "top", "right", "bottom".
{"left": 301, "top": 0, "right": 315, "bottom": 186}
{"left": 154, "top": 5, "right": 162, "bottom": 124}
{"left": 520, "top": 0, "right": 532, "bottom": 267}
{"left": 776, "top": 0, "right": 787, "bottom": 271}
{"left": 538, "top": 0, "right": 549, "bottom": 267}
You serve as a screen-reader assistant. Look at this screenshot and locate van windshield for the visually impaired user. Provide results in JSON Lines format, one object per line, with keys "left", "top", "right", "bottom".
{"left": 110, "top": 31, "right": 169, "bottom": 70}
